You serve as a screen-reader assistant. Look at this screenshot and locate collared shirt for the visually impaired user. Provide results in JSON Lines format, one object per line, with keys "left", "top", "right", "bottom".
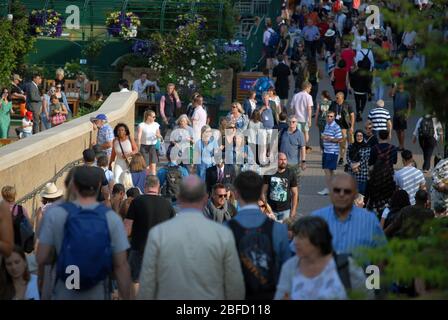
{"left": 132, "top": 79, "right": 160, "bottom": 98}
{"left": 302, "top": 25, "right": 320, "bottom": 42}
{"left": 280, "top": 128, "right": 305, "bottom": 165}
{"left": 323, "top": 121, "right": 342, "bottom": 154}
{"left": 97, "top": 123, "right": 114, "bottom": 156}
{"left": 311, "top": 205, "right": 387, "bottom": 256}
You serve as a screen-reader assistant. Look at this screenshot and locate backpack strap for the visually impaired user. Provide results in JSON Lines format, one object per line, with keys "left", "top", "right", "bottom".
{"left": 333, "top": 252, "right": 352, "bottom": 291}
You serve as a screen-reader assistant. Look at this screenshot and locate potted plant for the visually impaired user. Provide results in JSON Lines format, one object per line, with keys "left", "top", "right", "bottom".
{"left": 29, "top": 9, "right": 64, "bottom": 37}
{"left": 106, "top": 11, "right": 141, "bottom": 39}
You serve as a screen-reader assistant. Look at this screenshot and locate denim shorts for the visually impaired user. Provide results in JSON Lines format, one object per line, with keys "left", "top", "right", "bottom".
{"left": 322, "top": 153, "right": 338, "bottom": 170}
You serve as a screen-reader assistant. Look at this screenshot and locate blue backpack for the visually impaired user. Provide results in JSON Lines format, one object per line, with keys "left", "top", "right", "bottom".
{"left": 268, "top": 30, "right": 280, "bottom": 47}
{"left": 56, "top": 202, "right": 113, "bottom": 290}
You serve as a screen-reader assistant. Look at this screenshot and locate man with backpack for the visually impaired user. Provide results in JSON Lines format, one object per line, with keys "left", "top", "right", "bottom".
{"left": 263, "top": 19, "right": 277, "bottom": 72}
{"left": 124, "top": 175, "right": 175, "bottom": 291}
{"left": 227, "top": 171, "right": 291, "bottom": 300}
{"left": 157, "top": 146, "right": 189, "bottom": 206}
{"left": 252, "top": 69, "right": 275, "bottom": 105}
{"left": 355, "top": 43, "right": 375, "bottom": 72}
{"left": 369, "top": 130, "right": 398, "bottom": 170}
{"left": 412, "top": 114, "right": 443, "bottom": 173}
{"left": 36, "top": 166, "right": 132, "bottom": 300}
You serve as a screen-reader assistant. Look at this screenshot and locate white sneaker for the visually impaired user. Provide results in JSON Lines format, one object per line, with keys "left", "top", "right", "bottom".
{"left": 317, "top": 188, "right": 329, "bottom": 195}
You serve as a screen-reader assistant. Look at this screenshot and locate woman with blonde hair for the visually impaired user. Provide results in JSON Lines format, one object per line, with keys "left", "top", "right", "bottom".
{"left": 170, "top": 114, "right": 194, "bottom": 166}
{"left": 137, "top": 109, "right": 162, "bottom": 175}
{"left": 226, "top": 101, "right": 248, "bottom": 130}
{"left": 54, "top": 68, "right": 65, "bottom": 91}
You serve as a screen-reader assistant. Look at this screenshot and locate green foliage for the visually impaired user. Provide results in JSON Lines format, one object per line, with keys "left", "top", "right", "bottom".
{"left": 0, "top": 0, "right": 35, "bottom": 86}
{"left": 377, "top": 0, "right": 448, "bottom": 123}
{"left": 81, "top": 37, "right": 106, "bottom": 60}
{"left": 361, "top": 218, "right": 448, "bottom": 298}
{"left": 216, "top": 52, "right": 244, "bottom": 73}
{"left": 63, "top": 60, "right": 84, "bottom": 79}
{"left": 114, "top": 53, "right": 150, "bottom": 72}
{"left": 148, "top": 17, "right": 220, "bottom": 99}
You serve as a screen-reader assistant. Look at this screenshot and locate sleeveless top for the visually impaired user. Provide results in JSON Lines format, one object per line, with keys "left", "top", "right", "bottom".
{"left": 114, "top": 138, "right": 132, "bottom": 156}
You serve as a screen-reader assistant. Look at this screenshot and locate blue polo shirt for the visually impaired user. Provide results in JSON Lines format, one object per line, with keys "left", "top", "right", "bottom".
{"left": 311, "top": 205, "right": 387, "bottom": 256}
{"left": 280, "top": 129, "right": 305, "bottom": 165}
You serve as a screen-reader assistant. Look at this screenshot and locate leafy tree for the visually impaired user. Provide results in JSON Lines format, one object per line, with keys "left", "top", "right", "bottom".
{"left": 0, "top": 0, "right": 35, "bottom": 86}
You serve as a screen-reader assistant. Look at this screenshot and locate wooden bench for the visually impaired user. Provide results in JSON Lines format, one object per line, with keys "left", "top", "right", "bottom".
{"left": 43, "top": 79, "right": 99, "bottom": 116}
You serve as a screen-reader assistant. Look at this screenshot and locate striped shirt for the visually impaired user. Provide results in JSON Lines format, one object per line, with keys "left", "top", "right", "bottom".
{"left": 323, "top": 121, "right": 342, "bottom": 154}
{"left": 368, "top": 107, "right": 391, "bottom": 132}
{"left": 312, "top": 206, "right": 387, "bottom": 256}
{"left": 394, "top": 166, "right": 426, "bottom": 205}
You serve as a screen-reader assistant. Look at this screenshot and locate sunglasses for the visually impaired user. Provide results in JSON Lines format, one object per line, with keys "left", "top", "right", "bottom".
{"left": 332, "top": 187, "right": 353, "bottom": 196}
{"left": 216, "top": 194, "right": 227, "bottom": 199}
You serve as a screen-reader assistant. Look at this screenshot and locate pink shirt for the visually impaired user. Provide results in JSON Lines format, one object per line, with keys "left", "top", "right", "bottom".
{"left": 191, "top": 106, "right": 207, "bottom": 142}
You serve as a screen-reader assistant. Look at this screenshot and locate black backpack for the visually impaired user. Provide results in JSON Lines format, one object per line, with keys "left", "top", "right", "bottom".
{"left": 418, "top": 117, "right": 434, "bottom": 139}
{"left": 228, "top": 218, "right": 276, "bottom": 300}
{"left": 333, "top": 253, "right": 352, "bottom": 291}
{"left": 359, "top": 49, "right": 371, "bottom": 70}
{"left": 12, "top": 205, "right": 35, "bottom": 253}
{"left": 162, "top": 166, "right": 182, "bottom": 200}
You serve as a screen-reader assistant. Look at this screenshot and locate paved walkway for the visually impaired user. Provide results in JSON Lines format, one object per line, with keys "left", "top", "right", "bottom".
{"left": 294, "top": 61, "right": 433, "bottom": 215}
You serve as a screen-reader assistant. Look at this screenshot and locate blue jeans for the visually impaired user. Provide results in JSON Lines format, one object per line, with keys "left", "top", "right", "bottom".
{"left": 41, "top": 112, "right": 51, "bottom": 130}
{"left": 274, "top": 209, "right": 291, "bottom": 221}
{"left": 373, "top": 77, "right": 385, "bottom": 102}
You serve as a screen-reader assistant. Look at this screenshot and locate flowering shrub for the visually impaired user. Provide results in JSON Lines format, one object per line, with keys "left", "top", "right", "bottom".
{"left": 106, "top": 11, "right": 140, "bottom": 39}
{"left": 63, "top": 61, "right": 82, "bottom": 79}
{"left": 148, "top": 14, "right": 219, "bottom": 97}
{"left": 131, "top": 39, "right": 153, "bottom": 57}
{"left": 29, "top": 9, "right": 63, "bottom": 37}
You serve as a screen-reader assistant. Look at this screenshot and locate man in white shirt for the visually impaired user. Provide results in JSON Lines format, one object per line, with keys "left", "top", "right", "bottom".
{"left": 191, "top": 94, "right": 207, "bottom": 143}
{"left": 394, "top": 149, "right": 426, "bottom": 205}
{"left": 132, "top": 72, "right": 160, "bottom": 100}
{"left": 289, "top": 81, "right": 313, "bottom": 148}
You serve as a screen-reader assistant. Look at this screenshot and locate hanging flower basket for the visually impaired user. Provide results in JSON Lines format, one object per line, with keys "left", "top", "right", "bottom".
{"left": 106, "top": 11, "right": 140, "bottom": 39}
{"left": 175, "top": 13, "right": 207, "bottom": 31}
{"left": 29, "top": 9, "right": 64, "bottom": 37}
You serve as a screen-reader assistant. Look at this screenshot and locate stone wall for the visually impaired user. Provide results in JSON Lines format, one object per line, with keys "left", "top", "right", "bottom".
{"left": 0, "top": 92, "right": 138, "bottom": 218}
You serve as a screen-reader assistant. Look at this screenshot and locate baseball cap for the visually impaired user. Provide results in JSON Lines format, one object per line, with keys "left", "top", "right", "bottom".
{"left": 73, "top": 166, "right": 102, "bottom": 193}
{"left": 13, "top": 74, "right": 22, "bottom": 81}
{"left": 90, "top": 114, "right": 107, "bottom": 122}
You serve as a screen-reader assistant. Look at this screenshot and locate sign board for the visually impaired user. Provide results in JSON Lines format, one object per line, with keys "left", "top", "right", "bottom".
{"left": 239, "top": 78, "right": 258, "bottom": 91}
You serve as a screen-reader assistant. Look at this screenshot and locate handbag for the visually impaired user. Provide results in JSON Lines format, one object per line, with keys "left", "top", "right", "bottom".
{"left": 50, "top": 113, "right": 66, "bottom": 126}
{"left": 117, "top": 138, "right": 132, "bottom": 168}
{"left": 157, "top": 139, "right": 166, "bottom": 157}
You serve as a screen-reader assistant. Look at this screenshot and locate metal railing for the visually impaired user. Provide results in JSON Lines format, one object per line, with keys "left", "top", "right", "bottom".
{"left": 2, "top": 0, "right": 226, "bottom": 40}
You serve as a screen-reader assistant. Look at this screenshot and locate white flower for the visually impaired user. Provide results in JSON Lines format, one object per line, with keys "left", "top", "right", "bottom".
{"left": 196, "top": 40, "right": 199, "bottom": 45}
{"left": 180, "top": 66, "right": 184, "bottom": 70}
{"left": 191, "top": 59, "right": 197, "bottom": 66}
{"left": 212, "top": 84, "right": 216, "bottom": 88}
{"left": 207, "top": 61, "right": 211, "bottom": 65}
{"left": 200, "top": 48, "right": 205, "bottom": 53}
{"left": 201, "top": 80, "right": 206, "bottom": 83}
{"left": 179, "top": 80, "right": 185, "bottom": 85}
{"left": 201, "top": 55, "right": 205, "bottom": 60}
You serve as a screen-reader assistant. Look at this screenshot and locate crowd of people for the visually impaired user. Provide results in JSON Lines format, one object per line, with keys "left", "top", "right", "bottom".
{"left": 0, "top": 0, "right": 448, "bottom": 301}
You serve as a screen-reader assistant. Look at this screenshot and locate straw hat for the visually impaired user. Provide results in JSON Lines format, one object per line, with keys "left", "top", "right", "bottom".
{"left": 40, "top": 182, "right": 63, "bottom": 199}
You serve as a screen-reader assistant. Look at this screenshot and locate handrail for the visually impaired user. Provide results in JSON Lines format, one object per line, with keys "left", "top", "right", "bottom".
{"left": 16, "top": 158, "right": 83, "bottom": 207}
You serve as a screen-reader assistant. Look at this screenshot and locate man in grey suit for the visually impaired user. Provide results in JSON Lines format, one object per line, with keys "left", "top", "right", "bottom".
{"left": 26, "top": 74, "right": 42, "bottom": 134}
{"left": 137, "top": 175, "right": 245, "bottom": 300}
